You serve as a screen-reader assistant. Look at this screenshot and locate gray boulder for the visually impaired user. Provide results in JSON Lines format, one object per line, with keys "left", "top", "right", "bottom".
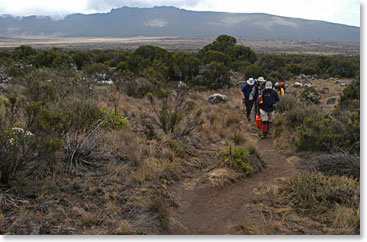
{"left": 97, "top": 80, "right": 114, "bottom": 85}
{"left": 294, "top": 82, "right": 303, "bottom": 88}
{"left": 304, "top": 83, "right": 313, "bottom": 88}
{"left": 208, "top": 94, "right": 229, "bottom": 104}
{"left": 307, "top": 93, "right": 318, "bottom": 103}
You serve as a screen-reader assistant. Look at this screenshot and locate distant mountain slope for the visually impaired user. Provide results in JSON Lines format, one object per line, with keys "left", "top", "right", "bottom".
{"left": 0, "top": 6, "right": 360, "bottom": 42}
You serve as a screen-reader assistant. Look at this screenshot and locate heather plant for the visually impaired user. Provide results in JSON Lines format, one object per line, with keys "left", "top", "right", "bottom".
{"left": 147, "top": 91, "right": 204, "bottom": 138}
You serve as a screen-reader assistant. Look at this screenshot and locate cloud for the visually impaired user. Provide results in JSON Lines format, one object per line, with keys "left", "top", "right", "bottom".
{"left": 84, "top": 0, "right": 205, "bottom": 12}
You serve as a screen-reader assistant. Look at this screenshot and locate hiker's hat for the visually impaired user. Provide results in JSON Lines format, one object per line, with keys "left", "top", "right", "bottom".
{"left": 265, "top": 81, "right": 273, "bottom": 89}
{"left": 258, "top": 77, "right": 266, "bottom": 82}
{"left": 247, "top": 78, "right": 255, "bottom": 85}
{"left": 275, "top": 82, "right": 280, "bottom": 87}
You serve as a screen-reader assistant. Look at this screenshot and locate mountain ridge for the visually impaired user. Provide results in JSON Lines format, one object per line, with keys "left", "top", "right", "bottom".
{"left": 0, "top": 6, "right": 360, "bottom": 43}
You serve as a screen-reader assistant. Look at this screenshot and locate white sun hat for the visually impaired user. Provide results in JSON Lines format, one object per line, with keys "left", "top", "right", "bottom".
{"left": 265, "top": 81, "right": 273, "bottom": 89}
{"left": 258, "top": 77, "right": 266, "bottom": 82}
{"left": 247, "top": 78, "right": 255, "bottom": 85}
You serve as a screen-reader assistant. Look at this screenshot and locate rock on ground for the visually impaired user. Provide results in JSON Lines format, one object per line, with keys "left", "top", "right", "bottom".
{"left": 208, "top": 94, "right": 229, "bottom": 104}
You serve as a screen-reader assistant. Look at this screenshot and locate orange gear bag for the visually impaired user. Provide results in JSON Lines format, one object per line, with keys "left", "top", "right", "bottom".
{"left": 256, "top": 114, "right": 262, "bottom": 128}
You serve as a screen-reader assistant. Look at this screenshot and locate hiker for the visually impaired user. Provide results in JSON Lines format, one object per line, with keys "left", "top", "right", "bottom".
{"left": 274, "top": 82, "right": 285, "bottom": 96}
{"left": 241, "top": 78, "right": 256, "bottom": 121}
{"left": 253, "top": 77, "right": 266, "bottom": 121}
{"left": 279, "top": 81, "right": 287, "bottom": 94}
{"left": 257, "top": 77, "right": 266, "bottom": 92}
{"left": 257, "top": 81, "right": 280, "bottom": 139}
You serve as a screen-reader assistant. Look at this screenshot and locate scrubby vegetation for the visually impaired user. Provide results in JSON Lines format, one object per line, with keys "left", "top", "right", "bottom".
{"left": 0, "top": 34, "right": 360, "bottom": 235}
{"left": 218, "top": 146, "right": 264, "bottom": 176}
{"left": 280, "top": 173, "right": 359, "bottom": 234}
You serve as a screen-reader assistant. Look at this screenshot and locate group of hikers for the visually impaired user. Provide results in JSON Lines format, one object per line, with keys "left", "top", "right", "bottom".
{"left": 240, "top": 77, "right": 286, "bottom": 139}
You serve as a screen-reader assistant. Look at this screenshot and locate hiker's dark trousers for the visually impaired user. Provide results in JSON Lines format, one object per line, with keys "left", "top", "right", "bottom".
{"left": 244, "top": 100, "right": 254, "bottom": 117}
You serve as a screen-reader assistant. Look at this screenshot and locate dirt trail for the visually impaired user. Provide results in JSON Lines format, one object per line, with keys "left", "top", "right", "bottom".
{"left": 165, "top": 120, "right": 302, "bottom": 235}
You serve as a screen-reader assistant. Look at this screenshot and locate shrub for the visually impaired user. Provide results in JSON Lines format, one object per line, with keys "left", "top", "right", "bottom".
{"left": 306, "top": 153, "right": 359, "bottom": 179}
{"left": 25, "top": 79, "right": 57, "bottom": 105}
{"left": 276, "top": 95, "right": 298, "bottom": 113}
{"left": 148, "top": 91, "right": 204, "bottom": 138}
{"left": 280, "top": 173, "right": 359, "bottom": 233}
{"left": 232, "top": 45, "right": 257, "bottom": 63}
{"left": 0, "top": 128, "right": 38, "bottom": 184}
{"left": 218, "top": 146, "right": 264, "bottom": 176}
{"left": 61, "top": 99, "right": 104, "bottom": 133}
{"left": 100, "top": 108, "right": 130, "bottom": 130}
{"left": 301, "top": 87, "right": 320, "bottom": 104}
{"left": 258, "top": 55, "right": 286, "bottom": 73}
{"left": 125, "top": 78, "right": 156, "bottom": 98}
{"left": 72, "top": 51, "right": 90, "bottom": 70}
{"left": 204, "top": 50, "right": 230, "bottom": 65}
{"left": 197, "top": 62, "right": 231, "bottom": 90}
{"left": 244, "top": 65, "right": 265, "bottom": 80}
{"left": 285, "top": 104, "right": 321, "bottom": 128}
{"left": 297, "top": 111, "right": 359, "bottom": 154}
{"left": 340, "top": 80, "right": 360, "bottom": 110}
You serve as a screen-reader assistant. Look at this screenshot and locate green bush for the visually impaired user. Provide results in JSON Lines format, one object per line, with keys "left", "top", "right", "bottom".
{"left": 296, "top": 80, "right": 360, "bottom": 154}
{"left": 340, "top": 80, "right": 360, "bottom": 109}
{"left": 61, "top": 99, "right": 104, "bottom": 133}
{"left": 285, "top": 104, "right": 321, "bottom": 128}
{"left": 276, "top": 95, "right": 298, "bottom": 113}
{"left": 297, "top": 111, "right": 359, "bottom": 154}
{"left": 171, "top": 51, "right": 201, "bottom": 82}
{"left": 200, "top": 61, "right": 231, "bottom": 90}
{"left": 204, "top": 50, "right": 230, "bottom": 65}
{"left": 244, "top": 65, "right": 265, "bottom": 80}
{"left": 232, "top": 45, "right": 257, "bottom": 63}
{"left": 258, "top": 55, "right": 286, "bottom": 73}
{"left": 100, "top": 108, "right": 130, "bottom": 130}
{"left": 125, "top": 78, "right": 156, "bottom": 98}
{"left": 218, "top": 146, "right": 253, "bottom": 176}
{"left": 72, "top": 51, "right": 90, "bottom": 70}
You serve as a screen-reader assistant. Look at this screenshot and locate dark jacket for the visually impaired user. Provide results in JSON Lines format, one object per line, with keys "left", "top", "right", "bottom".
{"left": 257, "top": 89, "right": 280, "bottom": 112}
{"left": 250, "top": 82, "right": 259, "bottom": 101}
{"left": 241, "top": 84, "right": 254, "bottom": 100}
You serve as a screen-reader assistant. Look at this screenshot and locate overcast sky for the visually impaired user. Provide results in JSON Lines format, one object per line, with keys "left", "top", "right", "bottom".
{"left": 0, "top": 0, "right": 360, "bottom": 27}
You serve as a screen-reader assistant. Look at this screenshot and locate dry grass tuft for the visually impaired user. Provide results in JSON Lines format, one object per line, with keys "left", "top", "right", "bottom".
{"left": 204, "top": 168, "right": 242, "bottom": 187}
{"left": 103, "top": 130, "right": 143, "bottom": 167}
{"left": 149, "top": 200, "right": 171, "bottom": 229}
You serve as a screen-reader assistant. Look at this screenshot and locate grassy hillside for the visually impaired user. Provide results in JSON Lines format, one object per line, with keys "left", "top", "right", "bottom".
{"left": 0, "top": 36, "right": 360, "bottom": 234}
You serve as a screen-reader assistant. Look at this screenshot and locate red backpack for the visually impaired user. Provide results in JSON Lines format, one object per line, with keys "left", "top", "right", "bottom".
{"left": 279, "top": 82, "right": 286, "bottom": 92}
